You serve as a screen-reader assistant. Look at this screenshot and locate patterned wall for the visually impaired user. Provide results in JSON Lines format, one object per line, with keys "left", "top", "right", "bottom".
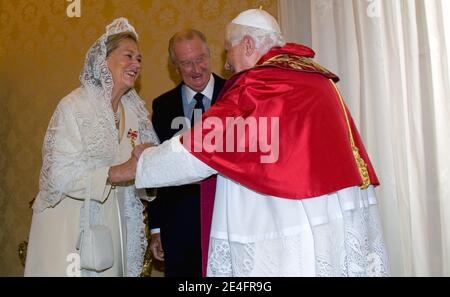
{"left": 0, "top": 0, "right": 278, "bottom": 276}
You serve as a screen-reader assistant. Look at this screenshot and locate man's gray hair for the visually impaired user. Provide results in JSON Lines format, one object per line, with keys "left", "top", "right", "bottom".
{"left": 168, "top": 29, "right": 211, "bottom": 65}
{"left": 225, "top": 23, "right": 286, "bottom": 55}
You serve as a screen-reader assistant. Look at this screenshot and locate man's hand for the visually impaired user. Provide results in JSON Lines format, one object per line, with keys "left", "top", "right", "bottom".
{"left": 133, "top": 143, "right": 155, "bottom": 160}
{"left": 150, "top": 233, "right": 164, "bottom": 261}
{"left": 108, "top": 157, "right": 137, "bottom": 184}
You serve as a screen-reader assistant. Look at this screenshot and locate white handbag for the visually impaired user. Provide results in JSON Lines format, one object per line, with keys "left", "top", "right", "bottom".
{"left": 76, "top": 171, "right": 114, "bottom": 272}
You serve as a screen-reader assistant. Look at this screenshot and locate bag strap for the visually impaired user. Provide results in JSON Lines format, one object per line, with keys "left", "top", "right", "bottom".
{"left": 76, "top": 169, "right": 92, "bottom": 251}
{"left": 84, "top": 170, "right": 92, "bottom": 232}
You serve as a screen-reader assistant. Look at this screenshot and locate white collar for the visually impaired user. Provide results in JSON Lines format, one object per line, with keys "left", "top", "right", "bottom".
{"left": 184, "top": 74, "right": 215, "bottom": 104}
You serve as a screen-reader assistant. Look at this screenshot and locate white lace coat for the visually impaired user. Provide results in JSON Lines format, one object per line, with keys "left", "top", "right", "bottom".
{"left": 25, "top": 87, "right": 158, "bottom": 276}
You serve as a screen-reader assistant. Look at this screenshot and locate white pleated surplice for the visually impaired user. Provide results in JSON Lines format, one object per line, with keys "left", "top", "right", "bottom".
{"left": 208, "top": 178, "right": 389, "bottom": 277}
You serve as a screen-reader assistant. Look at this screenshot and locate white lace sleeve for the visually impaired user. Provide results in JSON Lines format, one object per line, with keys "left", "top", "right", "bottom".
{"left": 135, "top": 135, "right": 217, "bottom": 189}
{"left": 32, "top": 98, "right": 110, "bottom": 212}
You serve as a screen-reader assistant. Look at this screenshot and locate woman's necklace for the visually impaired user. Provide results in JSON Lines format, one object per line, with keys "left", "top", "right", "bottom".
{"left": 113, "top": 104, "right": 121, "bottom": 127}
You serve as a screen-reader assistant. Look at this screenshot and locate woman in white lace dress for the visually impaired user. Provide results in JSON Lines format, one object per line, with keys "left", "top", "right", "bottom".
{"left": 24, "top": 18, "right": 159, "bottom": 277}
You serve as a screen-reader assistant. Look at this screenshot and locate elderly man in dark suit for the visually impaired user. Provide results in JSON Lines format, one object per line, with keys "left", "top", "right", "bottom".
{"left": 149, "top": 29, "right": 226, "bottom": 277}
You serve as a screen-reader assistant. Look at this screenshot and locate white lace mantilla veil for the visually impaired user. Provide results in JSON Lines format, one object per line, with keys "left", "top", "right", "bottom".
{"left": 32, "top": 18, "right": 159, "bottom": 276}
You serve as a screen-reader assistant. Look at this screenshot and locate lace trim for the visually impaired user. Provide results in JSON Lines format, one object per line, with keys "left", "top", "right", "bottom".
{"left": 207, "top": 205, "right": 390, "bottom": 277}
{"left": 122, "top": 90, "right": 160, "bottom": 145}
{"left": 33, "top": 101, "right": 91, "bottom": 212}
{"left": 123, "top": 187, "right": 147, "bottom": 277}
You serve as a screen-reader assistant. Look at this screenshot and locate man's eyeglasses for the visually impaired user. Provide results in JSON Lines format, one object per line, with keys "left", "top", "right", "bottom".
{"left": 178, "top": 54, "right": 209, "bottom": 70}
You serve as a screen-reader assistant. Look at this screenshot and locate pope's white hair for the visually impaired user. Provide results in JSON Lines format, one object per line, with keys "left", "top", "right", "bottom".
{"left": 225, "top": 23, "right": 286, "bottom": 55}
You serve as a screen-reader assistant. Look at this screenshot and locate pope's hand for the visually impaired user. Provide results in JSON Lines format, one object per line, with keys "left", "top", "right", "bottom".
{"left": 133, "top": 143, "right": 155, "bottom": 160}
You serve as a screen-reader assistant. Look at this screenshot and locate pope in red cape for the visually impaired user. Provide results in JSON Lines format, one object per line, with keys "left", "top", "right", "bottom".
{"left": 120, "top": 8, "right": 390, "bottom": 277}
{"left": 182, "top": 42, "right": 379, "bottom": 200}
{"left": 181, "top": 40, "right": 382, "bottom": 275}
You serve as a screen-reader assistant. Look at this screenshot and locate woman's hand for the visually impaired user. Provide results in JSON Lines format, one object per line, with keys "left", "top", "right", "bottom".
{"left": 108, "top": 157, "right": 137, "bottom": 184}
{"left": 132, "top": 143, "right": 155, "bottom": 160}
{"left": 107, "top": 143, "right": 155, "bottom": 184}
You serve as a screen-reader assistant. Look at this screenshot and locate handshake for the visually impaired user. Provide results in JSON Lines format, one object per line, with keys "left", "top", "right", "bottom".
{"left": 108, "top": 143, "right": 155, "bottom": 184}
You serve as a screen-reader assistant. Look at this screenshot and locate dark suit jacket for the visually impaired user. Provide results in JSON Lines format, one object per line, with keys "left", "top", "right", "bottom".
{"left": 149, "top": 74, "right": 226, "bottom": 277}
